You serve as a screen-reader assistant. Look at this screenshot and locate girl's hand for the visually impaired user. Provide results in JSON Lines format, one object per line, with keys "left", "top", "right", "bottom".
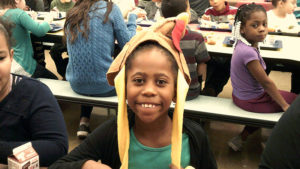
{"left": 82, "top": 160, "right": 112, "bottom": 169}
{"left": 282, "top": 104, "right": 290, "bottom": 112}
{"left": 169, "top": 164, "right": 183, "bottom": 169}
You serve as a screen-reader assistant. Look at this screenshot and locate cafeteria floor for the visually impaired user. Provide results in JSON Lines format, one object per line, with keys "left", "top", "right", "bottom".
{"left": 45, "top": 50, "right": 291, "bottom": 169}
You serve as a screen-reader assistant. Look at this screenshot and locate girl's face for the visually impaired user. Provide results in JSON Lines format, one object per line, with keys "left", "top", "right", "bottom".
{"left": 0, "top": 32, "right": 13, "bottom": 101}
{"left": 281, "top": 0, "right": 297, "bottom": 14}
{"left": 126, "top": 47, "right": 176, "bottom": 124}
{"left": 241, "top": 10, "right": 268, "bottom": 47}
{"left": 15, "top": 0, "right": 26, "bottom": 10}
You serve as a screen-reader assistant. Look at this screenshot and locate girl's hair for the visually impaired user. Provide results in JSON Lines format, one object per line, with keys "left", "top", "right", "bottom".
{"left": 0, "top": 17, "right": 15, "bottom": 50}
{"left": 0, "top": 0, "right": 17, "bottom": 8}
{"left": 272, "top": 0, "right": 286, "bottom": 7}
{"left": 234, "top": 3, "right": 266, "bottom": 27}
{"left": 125, "top": 41, "right": 179, "bottom": 79}
{"left": 64, "top": 0, "right": 113, "bottom": 43}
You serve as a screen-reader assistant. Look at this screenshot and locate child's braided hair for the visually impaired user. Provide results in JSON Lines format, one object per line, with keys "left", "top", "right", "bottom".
{"left": 234, "top": 3, "right": 266, "bottom": 28}
{"left": 232, "top": 3, "right": 266, "bottom": 46}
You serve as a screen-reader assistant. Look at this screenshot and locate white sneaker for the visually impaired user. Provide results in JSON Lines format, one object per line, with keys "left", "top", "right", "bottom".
{"left": 228, "top": 135, "right": 244, "bottom": 151}
{"left": 77, "top": 124, "right": 90, "bottom": 140}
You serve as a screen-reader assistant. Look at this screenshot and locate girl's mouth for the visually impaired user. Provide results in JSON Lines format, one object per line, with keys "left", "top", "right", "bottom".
{"left": 141, "top": 104, "right": 157, "bottom": 108}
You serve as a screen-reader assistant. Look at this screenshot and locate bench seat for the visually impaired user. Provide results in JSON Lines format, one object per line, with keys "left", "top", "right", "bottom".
{"left": 39, "top": 78, "right": 282, "bottom": 128}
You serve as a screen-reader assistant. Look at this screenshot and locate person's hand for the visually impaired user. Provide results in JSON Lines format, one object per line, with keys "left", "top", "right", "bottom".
{"left": 51, "top": 6, "right": 59, "bottom": 12}
{"left": 169, "top": 164, "right": 183, "bottom": 169}
{"left": 23, "top": 5, "right": 30, "bottom": 11}
{"left": 201, "top": 15, "right": 211, "bottom": 21}
{"left": 129, "top": 7, "right": 147, "bottom": 18}
{"left": 82, "top": 160, "right": 112, "bottom": 169}
{"left": 282, "top": 104, "right": 290, "bottom": 112}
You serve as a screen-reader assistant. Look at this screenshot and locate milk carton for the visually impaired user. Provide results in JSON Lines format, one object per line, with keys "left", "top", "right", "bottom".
{"left": 7, "top": 142, "right": 39, "bottom": 169}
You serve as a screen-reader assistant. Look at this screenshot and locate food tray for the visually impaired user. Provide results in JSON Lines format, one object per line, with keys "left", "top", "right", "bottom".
{"left": 268, "top": 31, "right": 300, "bottom": 37}
{"left": 223, "top": 36, "right": 283, "bottom": 50}
{"left": 198, "top": 21, "right": 232, "bottom": 32}
{"left": 49, "top": 24, "right": 63, "bottom": 33}
{"left": 136, "top": 20, "right": 155, "bottom": 27}
{"left": 37, "top": 12, "right": 65, "bottom": 21}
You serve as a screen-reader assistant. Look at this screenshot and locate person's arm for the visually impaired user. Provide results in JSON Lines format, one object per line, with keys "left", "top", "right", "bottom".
{"left": 112, "top": 4, "right": 137, "bottom": 48}
{"left": 197, "top": 63, "right": 207, "bottom": 81}
{"left": 0, "top": 81, "right": 68, "bottom": 167}
{"left": 247, "top": 60, "right": 289, "bottom": 111}
{"left": 18, "top": 10, "right": 51, "bottom": 37}
{"left": 194, "top": 31, "right": 210, "bottom": 80}
{"left": 200, "top": 8, "right": 211, "bottom": 21}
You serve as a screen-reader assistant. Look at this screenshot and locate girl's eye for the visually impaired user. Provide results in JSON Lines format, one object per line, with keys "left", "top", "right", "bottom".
{"left": 156, "top": 80, "right": 167, "bottom": 86}
{"left": 0, "top": 56, "right": 5, "bottom": 61}
{"left": 252, "top": 24, "right": 258, "bottom": 28}
{"left": 263, "top": 23, "right": 267, "bottom": 27}
{"left": 133, "top": 78, "right": 144, "bottom": 84}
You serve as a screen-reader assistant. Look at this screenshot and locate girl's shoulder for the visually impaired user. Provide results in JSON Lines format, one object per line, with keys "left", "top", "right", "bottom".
{"left": 2, "top": 8, "right": 25, "bottom": 17}
{"left": 234, "top": 41, "right": 258, "bottom": 57}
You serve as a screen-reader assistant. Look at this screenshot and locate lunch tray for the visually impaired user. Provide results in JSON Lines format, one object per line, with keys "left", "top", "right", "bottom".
{"left": 198, "top": 23, "right": 232, "bottom": 32}
{"left": 49, "top": 24, "right": 63, "bottom": 33}
{"left": 37, "top": 13, "right": 65, "bottom": 21}
{"left": 223, "top": 36, "right": 283, "bottom": 50}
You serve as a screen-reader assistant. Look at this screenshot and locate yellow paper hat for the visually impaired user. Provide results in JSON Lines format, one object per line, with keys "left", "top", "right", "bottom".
{"left": 107, "top": 13, "right": 193, "bottom": 169}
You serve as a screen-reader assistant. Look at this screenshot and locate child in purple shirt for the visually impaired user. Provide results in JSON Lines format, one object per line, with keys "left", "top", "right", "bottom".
{"left": 228, "top": 4, "right": 297, "bottom": 152}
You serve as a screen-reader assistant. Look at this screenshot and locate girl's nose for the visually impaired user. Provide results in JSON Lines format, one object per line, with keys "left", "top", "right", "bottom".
{"left": 142, "top": 82, "right": 157, "bottom": 97}
{"left": 259, "top": 25, "right": 266, "bottom": 32}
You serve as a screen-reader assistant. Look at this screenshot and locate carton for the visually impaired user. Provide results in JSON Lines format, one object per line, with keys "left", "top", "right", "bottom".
{"left": 7, "top": 142, "right": 39, "bottom": 169}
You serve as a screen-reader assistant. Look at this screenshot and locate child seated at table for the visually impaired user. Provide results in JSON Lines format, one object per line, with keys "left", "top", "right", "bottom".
{"left": 268, "top": 0, "right": 300, "bottom": 94}
{"left": 200, "top": 0, "right": 237, "bottom": 97}
{"left": 228, "top": 3, "right": 297, "bottom": 151}
{"left": 0, "top": 0, "right": 58, "bottom": 79}
{"left": 201, "top": 0, "right": 237, "bottom": 23}
{"left": 267, "top": 0, "right": 298, "bottom": 32}
{"left": 49, "top": 13, "right": 217, "bottom": 169}
{"left": 64, "top": 0, "right": 145, "bottom": 139}
{"left": 161, "top": 0, "right": 210, "bottom": 100}
{"left": 0, "top": 17, "right": 68, "bottom": 167}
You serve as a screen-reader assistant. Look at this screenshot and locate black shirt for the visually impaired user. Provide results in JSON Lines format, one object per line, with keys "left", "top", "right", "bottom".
{"left": 259, "top": 95, "right": 300, "bottom": 169}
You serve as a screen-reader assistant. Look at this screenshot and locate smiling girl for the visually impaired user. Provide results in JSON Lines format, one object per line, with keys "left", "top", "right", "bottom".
{"left": 49, "top": 15, "right": 216, "bottom": 169}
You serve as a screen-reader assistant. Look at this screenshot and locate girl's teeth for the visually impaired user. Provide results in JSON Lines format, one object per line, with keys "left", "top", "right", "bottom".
{"left": 142, "top": 104, "right": 156, "bottom": 108}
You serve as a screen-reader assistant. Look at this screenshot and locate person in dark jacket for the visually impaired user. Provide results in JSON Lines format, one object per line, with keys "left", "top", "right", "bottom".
{"left": 49, "top": 13, "right": 217, "bottom": 169}
{"left": 0, "top": 17, "right": 68, "bottom": 167}
{"left": 259, "top": 95, "right": 300, "bottom": 169}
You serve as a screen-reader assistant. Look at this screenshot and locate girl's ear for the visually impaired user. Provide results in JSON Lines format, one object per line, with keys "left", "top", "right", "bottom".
{"left": 172, "top": 87, "right": 177, "bottom": 102}
{"left": 15, "top": 0, "right": 20, "bottom": 4}
{"left": 240, "top": 25, "right": 245, "bottom": 34}
{"left": 278, "top": 0, "right": 284, "bottom": 7}
{"left": 9, "top": 49, "right": 14, "bottom": 61}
